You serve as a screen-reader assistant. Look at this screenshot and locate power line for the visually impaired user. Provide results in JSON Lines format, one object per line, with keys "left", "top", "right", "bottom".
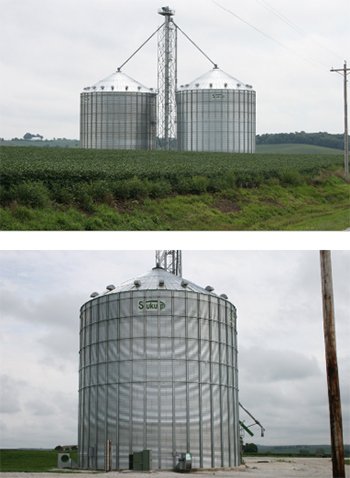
{"left": 210, "top": 0, "right": 330, "bottom": 72}
{"left": 255, "top": 0, "right": 344, "bottom": 62}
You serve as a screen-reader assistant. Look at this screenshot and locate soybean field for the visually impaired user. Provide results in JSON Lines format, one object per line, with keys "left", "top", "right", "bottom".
{"left": 0, "top": 146, "right": 345, "bottom": 188}
{"left": 1, "top": 146, "right": 349, "bottom": 231}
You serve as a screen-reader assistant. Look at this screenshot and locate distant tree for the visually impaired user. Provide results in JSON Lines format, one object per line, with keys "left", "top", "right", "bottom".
{"left": 54, "top": 445, "right": 63, "bottom": 450}
{"left": 315, "top": 448, "right": 325, "bottom": 454}
{"left": 299, "top": 448, "right": 310, "bottom": 454}
{"left": 255, "top": 131, "right": 346, "bottom": 150}
{"left": 23, "top": 133, "right": 43, "bottom": 140}
{"left": 243, "top": 443, "right": 258, "bottom": 453}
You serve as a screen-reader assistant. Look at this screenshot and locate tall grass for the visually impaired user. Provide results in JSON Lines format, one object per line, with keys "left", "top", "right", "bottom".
{"left": 0, "top": 449, "right": 78, "bottom": 472}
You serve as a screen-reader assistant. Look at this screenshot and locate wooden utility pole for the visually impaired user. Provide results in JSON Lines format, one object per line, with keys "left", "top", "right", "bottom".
{"left": 331, "top": 62, "right": 349, "bottom": 183}
{"left": 320, "top": 251, "right": 345, "bottom": 478}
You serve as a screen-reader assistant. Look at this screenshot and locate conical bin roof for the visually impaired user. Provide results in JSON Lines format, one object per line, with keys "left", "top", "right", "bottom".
{"left": 178, "top": 67, "right": 253, "bottom": 91}
{"left": 82, "top": 70, "right": 156, "bottom": 93}
{"left": 88, "top": 267, "right": 230, "bottom": 301}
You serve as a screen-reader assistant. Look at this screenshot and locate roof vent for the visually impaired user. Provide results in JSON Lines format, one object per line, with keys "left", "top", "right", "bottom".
{"left": 101, "top": 86, "right": 104, "bottom": 90}
{"left": 134, "top": 280, "right": 141, "bottom": 287}
{"left": 224, "top": 83, "right": 228, "bottom": 88}
{"left": 237, "top": 83, "right": 241, "bottom": 87}
{"left": 159, "top": 279, "right": 165, "bottom": 286}
{"left": 138, "top": 86, "right": 141, "bottom": 90}
{"left": 181, "top": 279, "right": 189, "bottom": 288}
{"left": 185, "top": 84, "right": 189, "bottom": 87}
{"left": 125, "top": 86, "right": 129, "bottom": 91}
{"left": 106, "top": 284, "right": 115, "bottom": 291}
{"left": 111, "top": 86, "right": 114, "bottom": 91}
{"left": 205, "top": 285, "right": 214, "bottom": 292}
{"left": 209, "top": 83, "right": 213, "bottom": 88}
{"left": 90, "top": 292, "right": 99, "bottom": 298}
{"left": 220, "top": 293, "right": 228, "bottom": 300}
{"left": 195, "top": 83, "right": 199, "bottom": 87}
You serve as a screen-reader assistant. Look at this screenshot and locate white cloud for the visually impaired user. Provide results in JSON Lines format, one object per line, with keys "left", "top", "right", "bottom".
{"left": 0, "top": 374, "right": 26, "bottom": 414}
{"left": 0, "top": 250, "right": 349, "bottom": 448}
{"left": 240, "top": 347, "right": 321, "bottom": 382}
{"left": 0, "top": 0, "right": 348, "bottom": 138}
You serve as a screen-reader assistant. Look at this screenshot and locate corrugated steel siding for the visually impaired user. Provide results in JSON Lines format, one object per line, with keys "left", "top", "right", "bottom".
{"left": 80, "top": 92, "right": 157, "bottom": 150}
{"left": 78, "top": 289, "right": 240, "bottom": 470}
{"left": 176, "top": 89, "right": 256, "bottom": 153}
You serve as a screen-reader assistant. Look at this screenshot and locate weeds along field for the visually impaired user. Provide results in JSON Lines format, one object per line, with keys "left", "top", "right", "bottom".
{"left": 0, "top": 146, "right": 345, "bottom": 207}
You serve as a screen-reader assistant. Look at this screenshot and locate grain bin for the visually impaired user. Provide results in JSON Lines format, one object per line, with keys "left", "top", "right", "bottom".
{"left": 176, "top": 67, "right": 256, "bottom": 153}
{"left": 78, "top": 266, "right": 240, "bottom": 470}
{"left": 80, "top": 70, "right": 157, "bottom": 150}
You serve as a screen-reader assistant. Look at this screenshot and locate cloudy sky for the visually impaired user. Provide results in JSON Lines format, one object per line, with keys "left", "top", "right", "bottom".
{"left": 0, "top": 249, "right": 349, "bottom": 449}
{"left": 0, "top": 0, "right": 348, "bottom": 140}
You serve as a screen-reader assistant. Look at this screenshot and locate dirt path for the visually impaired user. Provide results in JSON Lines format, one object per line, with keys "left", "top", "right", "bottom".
{"left": 1, "top": 458, "right": 349, "bottom": 478}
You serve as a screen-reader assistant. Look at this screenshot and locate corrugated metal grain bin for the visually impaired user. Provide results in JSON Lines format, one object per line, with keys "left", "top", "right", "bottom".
{"left": 176, "top": 67, "right": 256, "bottom": 153}
{"left": 78, "top": 267, "right": 240, "bottom": 470}
{"left": 80, "top": 70, "right": 157, "bottom": 150}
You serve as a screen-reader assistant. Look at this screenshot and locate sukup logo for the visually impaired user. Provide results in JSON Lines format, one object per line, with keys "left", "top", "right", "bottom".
{"left": 138, "top": 300, "right": 166, "bottom": 311}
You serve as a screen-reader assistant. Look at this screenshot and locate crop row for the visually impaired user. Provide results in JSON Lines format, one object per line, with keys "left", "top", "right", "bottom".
{"left": 0, "top": 146, "right": 344, "bottom": 189}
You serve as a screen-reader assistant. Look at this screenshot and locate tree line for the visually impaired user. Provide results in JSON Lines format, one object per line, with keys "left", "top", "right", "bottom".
{"left": 256, "top": 131, "right": 347, "bottom": 150}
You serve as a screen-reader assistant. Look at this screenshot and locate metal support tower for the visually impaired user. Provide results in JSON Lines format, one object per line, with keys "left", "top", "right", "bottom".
{"left": 156, "top": 250, "right": 182, "bottom": 276}
{"left": 158, "top": 6, "right": 177, "bottom": 150}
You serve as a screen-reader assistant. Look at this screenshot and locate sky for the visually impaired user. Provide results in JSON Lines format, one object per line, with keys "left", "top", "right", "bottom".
{"left": 0, "top": 0, "right": 349, "bottom": 140}
{"left": 0, "top": 249, "right": 349, "bottom": 449}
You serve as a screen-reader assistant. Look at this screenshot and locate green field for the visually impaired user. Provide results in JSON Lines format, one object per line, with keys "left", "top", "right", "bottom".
{"left": 256, "top": 143, "right": 344, "bottom": 154}
{"left": 1, "top": 140, "right": 345, "bottom": 154}
{"left": 0, "top": 448, "right": 348, "bottom": 472}
{"left": 0, "top": 146, "right": 349, "bottom": 231}
{"left": 0, "top": 449, "right": 78, "bottom": 472}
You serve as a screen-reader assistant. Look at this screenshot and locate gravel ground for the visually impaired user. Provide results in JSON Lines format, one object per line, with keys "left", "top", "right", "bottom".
{"left": 1, "top": 458, "right": 349, "bottom": 478}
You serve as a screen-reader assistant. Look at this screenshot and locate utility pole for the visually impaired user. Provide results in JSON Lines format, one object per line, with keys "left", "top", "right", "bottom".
{"left": 319, "top": 251, "right": 345, "bottom": 478}
{"left": 331, "top": 61, "right": 349, "bottom": 183}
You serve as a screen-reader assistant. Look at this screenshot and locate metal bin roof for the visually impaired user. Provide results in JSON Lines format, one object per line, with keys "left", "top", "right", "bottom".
{"left": 89, "top": 267, "right": 230, "bottom": 300}
{"left": 82, "top": 70, "right": 156, "bottom": 93}
{"left": 178, "top": 67, "right": 253, "bottom": 91}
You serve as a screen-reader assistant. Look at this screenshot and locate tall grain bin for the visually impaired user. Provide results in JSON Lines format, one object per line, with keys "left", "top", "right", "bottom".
{"left": 78, "top": 266, "right": 240, "bottom": 470}
{"left": 80, "top": 70, "right": 157, "bottom": 150}
{"left": 176, "top": 67, "right": 256, "bottom": 153}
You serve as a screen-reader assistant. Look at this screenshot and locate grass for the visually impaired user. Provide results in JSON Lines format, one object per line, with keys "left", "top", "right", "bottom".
{"left": 1, "top": 170, "right": 348, "bottom": 231}
{"left": 0, "top": 449, "right": 78, "bottom": 472}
